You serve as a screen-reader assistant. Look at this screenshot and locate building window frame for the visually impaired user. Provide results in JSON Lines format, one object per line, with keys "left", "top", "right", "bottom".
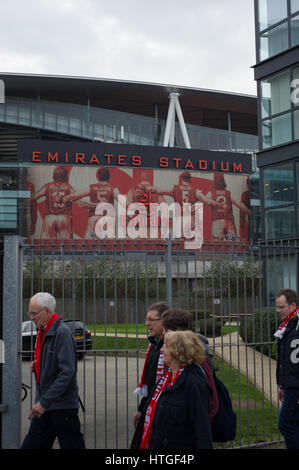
{"left": 259, "top": 63, "right": 299, "bottom": 149}
{"left": 262, "top": 159, "right": 299, "bottom": 240}
{"left": 256, "top": 0, "right": 299, "bottom": 62}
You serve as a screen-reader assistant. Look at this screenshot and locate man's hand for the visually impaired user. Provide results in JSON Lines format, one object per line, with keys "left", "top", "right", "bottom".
{"left": 28, "top": 402, "right": 46, "bottom": 419}
{"left": 278, "top": 389, "right": 284, "bottom": 402}
{"left": 133, "top": 411, "right": 141, "bottom": 429}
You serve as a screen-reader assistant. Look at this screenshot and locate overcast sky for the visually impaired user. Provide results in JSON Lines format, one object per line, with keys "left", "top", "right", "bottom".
{"left": 0, "top": 0, "right": 257, "bottom": 96}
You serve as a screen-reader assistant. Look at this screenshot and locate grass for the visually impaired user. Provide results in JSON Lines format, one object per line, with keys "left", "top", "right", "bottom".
{"left": 222, "top": 324, "right": 239, "bottom": 335}
{"left": 93, "top": 335, "right": 148, "bottom": 351}
{"left": 87, "top": 323, "right": 148, "bottom": 335}
{"left": 87, "top": 322, "right": 238, "bottom": 339}
{"left": 213, "top": 355, "right": 280, "bottom": 447}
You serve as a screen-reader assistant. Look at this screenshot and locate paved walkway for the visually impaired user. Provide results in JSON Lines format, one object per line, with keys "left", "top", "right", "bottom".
{"left": 213, "top": 331, "right": 279, "bottom": 407}
{"left": 95, "top": 330, "right": 279, "bottom": 406}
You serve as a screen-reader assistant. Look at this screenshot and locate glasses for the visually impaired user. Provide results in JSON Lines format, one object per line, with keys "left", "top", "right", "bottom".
{"left": 145, "top": 317, "right": 161, "bottom": 323}
{"left": 27, "top": 307, "right": 46, "bottom": 318}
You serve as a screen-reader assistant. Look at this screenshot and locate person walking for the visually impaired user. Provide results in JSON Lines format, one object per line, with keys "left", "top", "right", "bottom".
{"left": 133, "top": 302, "right": 170, "bottom": 429}
{"left": 275, "top": 288, "right": 299, "bottom": 449}
{"left": 160, "top": 307, "right": 219, "bottom": 421}
{"left": 21, "top": 292, "right": 85, "bottom": 449}
{"left": 132, "top": 330, "right": 213, "bottom": 449}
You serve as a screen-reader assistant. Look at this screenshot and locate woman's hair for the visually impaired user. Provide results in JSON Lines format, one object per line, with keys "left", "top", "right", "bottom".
{"left": 30, "top": 292, "right": 56, "bottom": 313}
{"left": 164, "top": 330, "right": 206, "bottom": 366}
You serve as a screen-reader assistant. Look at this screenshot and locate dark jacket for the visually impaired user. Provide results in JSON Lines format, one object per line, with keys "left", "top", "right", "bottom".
{"left": 35, "top": 317, "right": 80, "bottom": 411}
{"left": 138, "top": 335, "right": 164, "bottom": 413}
{"left": 276, "top": 314, "right": 299, "bottom": 390}
{"left": 131, "top": 364, "right": 213, "bottom": 449}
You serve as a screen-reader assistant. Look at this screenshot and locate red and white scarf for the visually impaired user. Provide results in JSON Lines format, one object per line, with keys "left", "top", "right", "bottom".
{"left": 34, "top": 313, "right": 60, "bottom": 384}
{"left": 134, "top": 343, "right": 167, "bottom": 397}
{"left": 274, "top": 307, "right": 299, "bottom": 339}
{"left": 139, "top": 366, "right": 185, "bottom": 449}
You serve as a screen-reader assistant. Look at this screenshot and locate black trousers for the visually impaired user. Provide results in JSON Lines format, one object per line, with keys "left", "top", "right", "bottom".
{"left": 21, "top": 409, "right": 86, "bottom": 449}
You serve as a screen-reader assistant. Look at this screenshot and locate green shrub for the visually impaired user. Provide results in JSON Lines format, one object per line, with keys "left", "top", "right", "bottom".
{"left": 198, "top": 318, "right": 222, "bottom": 337}
{"left": 239, "top": 308, "right": 278, "bottom": 359}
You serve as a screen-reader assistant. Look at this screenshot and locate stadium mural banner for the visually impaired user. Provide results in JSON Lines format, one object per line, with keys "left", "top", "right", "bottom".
{"left": 19, "top": 140, "right": 251, "bottom": 250}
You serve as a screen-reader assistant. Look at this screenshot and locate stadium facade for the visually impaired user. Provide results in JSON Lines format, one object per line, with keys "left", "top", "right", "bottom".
{"left": 0, "top": 73, "right": 259, "bottom": 244}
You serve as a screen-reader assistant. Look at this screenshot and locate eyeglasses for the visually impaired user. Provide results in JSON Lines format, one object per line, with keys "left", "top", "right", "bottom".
{"left": 145, "top": 317, "right": 161, "bottom": 323}
{"left": 27, "top": 307, "right": 46, "bottom": 318}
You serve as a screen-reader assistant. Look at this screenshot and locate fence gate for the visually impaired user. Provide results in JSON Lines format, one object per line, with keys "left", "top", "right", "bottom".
{"left": 3, "top": 237, "right": 296, "bottom": 448}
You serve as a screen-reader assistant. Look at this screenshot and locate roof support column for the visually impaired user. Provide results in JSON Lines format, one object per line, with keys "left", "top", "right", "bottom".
{"left": 163, "top": 93, "right": 191, "bottom": 149}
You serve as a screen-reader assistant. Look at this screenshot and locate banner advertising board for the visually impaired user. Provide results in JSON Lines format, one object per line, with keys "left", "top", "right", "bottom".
{"left": 19, "top": 140, "right": 251, "bottom": 251}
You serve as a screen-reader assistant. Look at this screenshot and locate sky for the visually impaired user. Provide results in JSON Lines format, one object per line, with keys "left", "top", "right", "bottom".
{"left": 0, "top": 0, "right": 257, "bottom": 96}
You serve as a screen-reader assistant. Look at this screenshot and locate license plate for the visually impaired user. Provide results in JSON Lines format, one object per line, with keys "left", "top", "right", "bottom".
{"left": 75, "top": 335, "right": 84, "bottom": 340}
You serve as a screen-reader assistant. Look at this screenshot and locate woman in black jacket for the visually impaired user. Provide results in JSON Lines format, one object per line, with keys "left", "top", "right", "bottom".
{"left": 131, "top": 330, "right": 213, "bottom": 449}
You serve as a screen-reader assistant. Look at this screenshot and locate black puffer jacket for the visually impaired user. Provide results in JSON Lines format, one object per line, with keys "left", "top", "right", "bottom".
{"left": 277, "top": 314, "right": 299, "bottom": 390}
{"left": 131, "top": 364, "right": 212, "bottom": 449}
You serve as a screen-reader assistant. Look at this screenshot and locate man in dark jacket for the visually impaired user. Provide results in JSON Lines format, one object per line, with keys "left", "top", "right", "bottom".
{"left": 275, "top": 288, "right": 299, "bottom": 449}
{"left": 133, "top": 302, "right": 170, "bottom": 429}
{"left": 21, "top": 292, "right": 85, "bottom": 449}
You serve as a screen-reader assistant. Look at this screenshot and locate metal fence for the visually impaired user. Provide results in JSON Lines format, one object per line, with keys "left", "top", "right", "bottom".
{"left": 4, "top": 236, "right": 298, "bottom": 448}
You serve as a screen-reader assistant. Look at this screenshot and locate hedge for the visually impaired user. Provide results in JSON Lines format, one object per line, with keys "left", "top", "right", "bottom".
{"left": 239, "top": 308, "right": 279, "bottom": 359}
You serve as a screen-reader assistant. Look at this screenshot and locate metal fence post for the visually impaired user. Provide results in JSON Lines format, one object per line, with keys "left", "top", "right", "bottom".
{"left": 1, "top": 236, "right": 22, "bottom": 449}
{"left": 166, "top": 237, "right": 172, "bottom": 306}
{"left": 0, "top": 238, "right": 3, "bottom": 448}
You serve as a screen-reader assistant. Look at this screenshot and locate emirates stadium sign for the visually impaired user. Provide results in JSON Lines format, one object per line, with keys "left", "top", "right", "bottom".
{"left": 18, "top": 140, "right": 251, "bottom": 248}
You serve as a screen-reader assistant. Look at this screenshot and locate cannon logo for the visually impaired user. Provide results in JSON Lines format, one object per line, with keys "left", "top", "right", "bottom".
{"left": 0, "top": 80, "right": 5, "bottom": 104}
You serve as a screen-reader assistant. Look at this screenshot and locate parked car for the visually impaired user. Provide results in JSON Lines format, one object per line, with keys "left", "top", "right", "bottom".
{"left": 22, "top": 319, "right": 92, "bottom": 358}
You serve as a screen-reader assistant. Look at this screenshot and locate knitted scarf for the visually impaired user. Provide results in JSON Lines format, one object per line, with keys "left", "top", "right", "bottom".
{"left": 134, "top": 343, "right": 167, "bottom": 397}
{"left": 274, "top": 307, "right": 299, "bottom": 340}
{"left": 34, "top": 313, "right": 60, "bottom": 384}
{"left": 139, "top": 366, "right": 185, "bottom": 449}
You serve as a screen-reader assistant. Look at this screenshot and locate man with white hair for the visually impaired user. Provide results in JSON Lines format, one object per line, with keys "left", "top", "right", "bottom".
{"left": 21, "top": 292, "right": 85, "bottom": 449}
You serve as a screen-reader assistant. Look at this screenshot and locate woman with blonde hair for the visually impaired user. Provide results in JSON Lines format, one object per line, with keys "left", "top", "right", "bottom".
{"left": 131, "top": 330, "right": 213, "bottom": 449}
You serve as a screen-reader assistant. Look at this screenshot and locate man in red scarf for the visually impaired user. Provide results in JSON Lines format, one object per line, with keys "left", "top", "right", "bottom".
{"left": 21, "top": 292, "right": 85, "bottom": 449}
{"left": 133, "top": 302, "right": 170, "bottom": 429}
{"left": 275, "top": 288, "right": 299, "bottom": 449}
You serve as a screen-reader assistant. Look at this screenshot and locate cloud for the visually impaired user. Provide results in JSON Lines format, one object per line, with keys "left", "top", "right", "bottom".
{"left": 0, "top": 0, "right": 257, "bottom": 95}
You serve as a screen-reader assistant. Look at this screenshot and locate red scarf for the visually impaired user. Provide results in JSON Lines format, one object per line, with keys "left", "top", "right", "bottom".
{"left": 139, "top": 366, "right": 185, "bottom": 449}
{"left": 34, "top": 313, "right": 60, "bottom": 384}
{"left": 134, "top": 343, "right": 167, "bottom": 397}
{"left": 274, "top": 307, "right": 299, "bottom": 340}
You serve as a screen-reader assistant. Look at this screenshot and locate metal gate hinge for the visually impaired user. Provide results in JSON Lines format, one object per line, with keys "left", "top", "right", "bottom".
{"left": 0, "top": 404, "right": 7, "bottom": 413}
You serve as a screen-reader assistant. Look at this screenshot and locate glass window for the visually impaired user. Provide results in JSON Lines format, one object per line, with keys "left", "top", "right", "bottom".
{"left": 264, "top": 162, "right": 294, "bottom": 208}
{"left": 261, "top": 70, "right": 290, "bottom": 118}
{"left": 294, "top": 110, "right": 299, "bottom": 139}
{"left": 296, "top": 163, "right": 299, "bottom": 199}
{"left": 258, "top": 0, "right": 288, "bottom": 31}
{"left": 291, "top": 14, "right": 299, "bottom": 46}
{"left": 0, "top": 221, "right": 17, "bottom": 229}
{"left": 262, "top": 113, "right": 292, "bottom": 148}
{"left": 267, "top": 255, "right": 297, "bottom": 303}
{"left": 292, "top": 68, "right": 299, "bottom": 107}
{"left": 292, "top": 0, "right": 299, "bottom": 13}
{"left": 260, "top": 21, "right": 289, "bottom": 60}
{"left": 265, "top": 206, "right": 296, "bottom": 238}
